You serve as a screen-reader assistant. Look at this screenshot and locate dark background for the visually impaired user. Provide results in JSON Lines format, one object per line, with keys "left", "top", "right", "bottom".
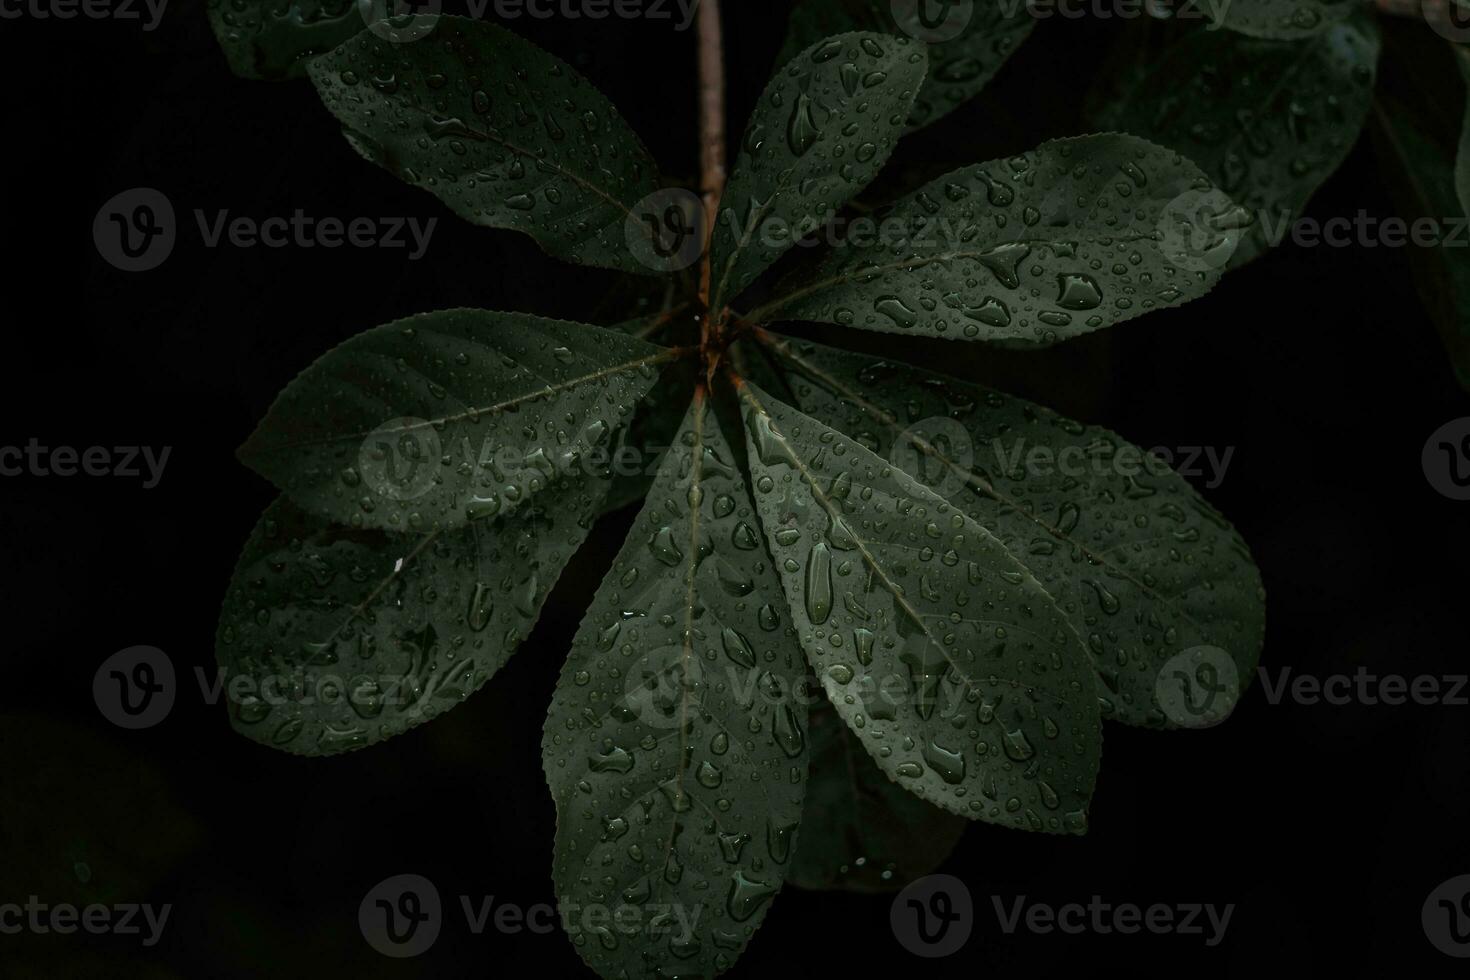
{"left": 2, "top": 1, "right": 1467, "bottom": 976}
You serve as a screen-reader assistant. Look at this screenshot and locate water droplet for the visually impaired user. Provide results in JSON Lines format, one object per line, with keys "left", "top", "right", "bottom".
{"left": 922, "top": 741, "right": 966, "bottom": 784}
{"left": 805, "top": 542, "right": 833, "bottom": 624}
{"left": 649, "top": 526, "right": 683, "bottom": 567}
{"left": 1056, "top": 273, "right": 1103, "bottom": 311}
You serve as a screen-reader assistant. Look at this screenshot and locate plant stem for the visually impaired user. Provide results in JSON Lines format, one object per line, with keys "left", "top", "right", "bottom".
{"left": 696, "top": 0, "right": 726, "bottom": 338}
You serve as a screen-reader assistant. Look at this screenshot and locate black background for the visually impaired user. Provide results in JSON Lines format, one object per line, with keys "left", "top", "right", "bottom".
{"left": 2, "top": 1, "right": 1467, "bottom": 976}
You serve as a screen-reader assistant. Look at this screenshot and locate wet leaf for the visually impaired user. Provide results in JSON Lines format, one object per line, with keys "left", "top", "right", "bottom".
{"left": 1211, "top": 0, "right": 1356, "bottom": 38}
{"left": 217, "top": 479, "right": 606, "bottom": 755}
{"left": 710, "top": 32, "right": 928, "bottom": 310}
{"left": 237, "top": 309, "right": 675, "bottom": 532}
{"left": 750, "top": 331, "right": 1266, "bottom": 727}
{"left": 776, "top": 0, "right": 1033, "bottom": 131}
{"left": 758, "top": 134, "right": 1227, "bottom": 345}
{"left": 543, "top": 397, "right": 809, "bottom": 976}
{"left": 309, "top": 16, "right": 665, "bottom": 273}
{"left": 1372, "top": 47, "right": 1470, "bottom": 391}
{"left": 1458, "top": 46, "right": 1470, "bottom": 221}
{"left": 206, "top": 0, "right": 363, "bottom": 81}
{"left": 737, "top": 380, "right": 1101, "bottom": 831}
{"left": 1096, "top": 14, "right": 1380, "bottom": 268}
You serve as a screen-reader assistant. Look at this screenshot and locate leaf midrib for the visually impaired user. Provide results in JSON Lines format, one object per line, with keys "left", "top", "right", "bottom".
{"left": 753, "top": 235, "right": 1159, "bottom": 322}
{"left": 736, "top": 378, "right": 1080, "bottom": 712}
{"left": 755, "top": 331, "right": 1222, "bottom": 639}
{"left": 250, "top": 347, "right": 681, "bottom": 455}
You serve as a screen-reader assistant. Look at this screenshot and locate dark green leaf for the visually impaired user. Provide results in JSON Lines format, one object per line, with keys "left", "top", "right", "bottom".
{"left": 543, "top": 397, "right": 809, "bottom": 977}
{"left": 1372, "top": 93, "right": 1470, "bottom": 390}
{"left": 1211, "top": 0, "right": 1355, "bottom": 38}
{"left": 237, "top": 309, "right": 675, "bottom": 532}
{"left": 1458, "top": 46, "right": 1470, "bottom": 220}
{"left": 1096, "top": 15, "right": 1380, "bottom": 269}
{"left": 206, "top": 0, "right": 363, "bottom": 81}
{"left": 710, "top": 32, "right": 929, "bottom": 310}
{"left": 756, "top": 134, "right": 1227, "bottom": 345}
{"left": 749, "top": 331, "right": 1266, "bottom": 728}
{"left": 308, "top": 16, "right": 665, "bottom": 274}
{"left": 218, "top": 479, "right": 606, "bottom": 755}
{"left": 776, "top": 0, "right": 1033, "bottom": 131}
{"left": 790, "top": 700, "right": 966, "bottom": 892}
{"left": 737, "top": 380, "right": 1101, "bottom": 831}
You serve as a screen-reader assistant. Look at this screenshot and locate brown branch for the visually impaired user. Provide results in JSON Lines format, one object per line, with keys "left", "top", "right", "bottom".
{"left": 696, "top": 0, "right": 726, "bottom": 322}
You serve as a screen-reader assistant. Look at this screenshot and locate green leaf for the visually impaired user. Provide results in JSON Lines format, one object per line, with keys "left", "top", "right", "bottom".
{"left": 749, "top": 330, "right": 1266, "bottom": 728}
{"left": 218, "top": 479, "right": 606, "bottom": 755}
{"left": 1210, "top": 0, "right": 1355, "bottom": 38}
{"left": 756, "top": 133, "right": 1227, "bottom": 345}
{"left": 1457, "top": 47, "right": 1470, "bottom": 221}
{"left": 1372, "top": 92, "right": 1470, "bottom": 391}
{"left": 790, "top": 700, "right": 966, "bottom": 892}
{"left": 237, "top": 309, "right": 676, "bottom": 532}
{"left": 542, "top": 397, "right": 809, "bottom": 977}
{"left": 776, "top": 0, "right": 1033, "bottom": 131}
{"left": 736, "top": 380, "right": 1101, "bottom": 831}
{"left": 307, "top": 17, "right": 665, "bottom": 274}
{"left": 1096, "top": 15, "right": 1379, "bottom": 269}
{"left": 206, "top": 0, "right": 363, "bottom": 81}
{"left": 710, "top": 32, "right": 929, "bottom": 311}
